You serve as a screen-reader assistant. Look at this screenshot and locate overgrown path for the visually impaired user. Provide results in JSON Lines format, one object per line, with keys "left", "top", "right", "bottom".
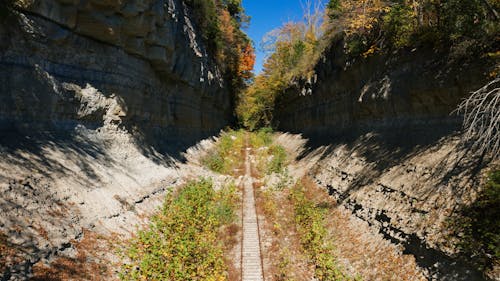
{"left": 241, "top": 137, "right": 265, "bottom": 281}
{"left": 118, "top": 129, "right": 433, "bottom": 280}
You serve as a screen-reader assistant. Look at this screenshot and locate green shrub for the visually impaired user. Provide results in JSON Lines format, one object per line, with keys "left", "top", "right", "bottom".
{"left": 203, "top": 130, "right": 246, "bottom": 174}
{"left": 251, "top": 127, "right": 273, "bottom": 147}
{"left": 204, "top": 152, "right": 225, "bottom": 174}
{"left": 452, "top": 170, "right": 500, "bottom": 270}
{"left": 344, "top": 34, "right": 369, "bottom": 57}
{"left": 120, "top": 179, "right": 237, "bottom": 281}
{"left": 273, "top": 169, "right": 292, "bottom": 191}
{"left": 247, "top": 129, "right": 288, "bottom": 175}
{"left": 382, "top": 4, "right": 415, "bottom": 49}
{"left": 267, "top": 145, "right": 287, "bottom": 174}
{"left": 441, "top": 0, "right": 496, "bottom": 42}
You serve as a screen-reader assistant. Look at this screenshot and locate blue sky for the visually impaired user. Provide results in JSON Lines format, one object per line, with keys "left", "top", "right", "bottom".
{"left": 242, "top": 0, "right": 327, "bottom": 74}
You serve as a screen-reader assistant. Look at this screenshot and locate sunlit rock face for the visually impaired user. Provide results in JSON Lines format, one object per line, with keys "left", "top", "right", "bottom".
{"left": 0, "top": 0, "right": 232, "bottom": 148}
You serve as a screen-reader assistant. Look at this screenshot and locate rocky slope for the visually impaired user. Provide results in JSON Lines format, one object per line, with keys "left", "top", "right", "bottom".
{"left": 0, "top": 1, "right": 233, "bottom": 279}
{"left": 274, "top": 38, "right": 498, "bottom": 280}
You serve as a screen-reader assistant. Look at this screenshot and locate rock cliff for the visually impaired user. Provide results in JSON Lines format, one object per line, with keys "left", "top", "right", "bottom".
{"left": 0, "top": 0, "right": 232, "bottom": 146}
{"left": 274, "top": 37, "right": 498, "bottom": 280}
{"left": 0, "top": 1, "right": 233, "bottom": 279}
{"left": 275, "top": 37, "right": 492, "bottom": 135}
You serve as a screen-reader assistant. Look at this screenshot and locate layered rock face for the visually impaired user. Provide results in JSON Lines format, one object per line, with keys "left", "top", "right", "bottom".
{"left": 274, "top": 38, "right": 497, "bottom": 280}
{"left": 275, "top": 38, "right": 490, "bottom": 136}
{"left": 0, "top": 1, "right": 233, "bottom": 279}
{"left": 0, "top": 0, "right": 232, "bottom": 146}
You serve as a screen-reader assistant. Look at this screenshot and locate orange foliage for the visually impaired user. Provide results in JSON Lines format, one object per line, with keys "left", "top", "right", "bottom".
{"left": 239, "top": 44, "right": 256, "bottom": 80}
{"left": 219, "top": 9, "right": 235, "bottom": 44}
{"left": 213, "top": 2, "right": 254, "bottom": 89}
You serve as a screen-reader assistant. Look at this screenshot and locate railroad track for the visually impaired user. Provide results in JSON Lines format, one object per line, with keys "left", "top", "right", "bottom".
{"left": 241, "top": 140, "right": 265, "bottom": 281}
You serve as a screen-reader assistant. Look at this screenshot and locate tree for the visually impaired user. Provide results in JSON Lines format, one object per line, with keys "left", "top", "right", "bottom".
{"left": 456, "top": 78, "right": 500, "bottom": 158}
{"left": 186, "top": 0, "right": 254, "bottom": 104}
{"left": 237, "top": 1, "right": 326, "bottom": 130}
{"left": 238, "top": 43, "right": 256, "bottom": 82}
{"left": 301, "top": 0, "right": 324, "bottom": 42}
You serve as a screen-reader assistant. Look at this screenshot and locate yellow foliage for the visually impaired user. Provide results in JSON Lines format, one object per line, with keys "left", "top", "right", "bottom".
{"left": 362, "top": 44, "right": 379, "bottom": 57}
{"left": 340, "top": 0, "right": 389, "bottom": 35}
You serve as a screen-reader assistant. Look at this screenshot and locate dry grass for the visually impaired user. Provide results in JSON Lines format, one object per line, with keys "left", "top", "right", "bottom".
{"left": 222, "top": 222, "right": 242, "bottom": 281}
{"left": 220, "top": 138, "right": 247, "bottom": 281}
{"left": 31, "top": 229, "right": 118, "bottom": 281}
{"left": 254, "top": 173, "right": 313, "bottom": 281}
{"left": 300, "top": 177, "right": 426, "bottom": 281}
{"left": 253, "top": 168, "right": 426, "bottom": 281}
{"left": 221, "top": 179, "right": 243, "bottom": 281}
{"left": 0, "top": 232, "right": 25, "bottom": 274}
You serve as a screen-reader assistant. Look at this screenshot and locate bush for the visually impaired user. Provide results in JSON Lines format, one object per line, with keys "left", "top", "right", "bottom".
{"left": 441, "top": 0, "right": 495, "bottom": 42}
{"left": 382, "top": 3, "right": 415, "bottom": 48}
{"left": 203, "top": 152, "right": 225, "bottom": 174}
{"left": 344, "top": 34, "right": 369, "bottom": 57}
{"left": 267, "top": 145, "right": 287, "bottom": 174}
{"left": 252, "top": 127, "right": 273, "bottom": 146}
{"left": 203, "top": 130, "right": 246, "bottom": 174}
{"left": 454, "top": 170, "right": 500, "bottom": 269}
{"left": 120, "top": 179, "right": 238, "bottom": 281}
{"left": 247, "top": 129, "right": 287, "bottom": 175}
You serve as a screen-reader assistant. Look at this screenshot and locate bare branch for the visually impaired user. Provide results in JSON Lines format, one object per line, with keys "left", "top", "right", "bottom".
{"left": 455, "top": 78, "right": 500, "bottom": 159}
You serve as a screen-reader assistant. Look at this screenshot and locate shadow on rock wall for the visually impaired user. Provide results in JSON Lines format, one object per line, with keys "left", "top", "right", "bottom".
{"left": 0, "top": 1, "right": 232, "bottom": 164}
{"left": 294, "top": 126, "right": 491, "bottom": 280}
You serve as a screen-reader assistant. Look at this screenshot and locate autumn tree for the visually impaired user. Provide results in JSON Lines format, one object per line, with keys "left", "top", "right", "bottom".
{"left": 239, "top": 43, "right": 256, "bottom": 82}
{"left": 238, "top": 0, "right": 499, "bottom": 130}
{"left": 325, "top": 0, "right": 499, "bottom": 55}
{"left": 237, "top": 0, "right": 325, "bottom": 129}
{"left": 185, "top": 0, "right": 254, "bottom": 101}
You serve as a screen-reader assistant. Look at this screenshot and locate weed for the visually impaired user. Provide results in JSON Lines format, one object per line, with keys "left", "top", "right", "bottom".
{"left": 203, "top": 130, "right": 246, "bottom": 174}
{"left": 276, "top": 248, "right": 296, "bottom": 281}
{"left": 274, "top": 169, "right": 292, "bottom": 191}
{"left": 267, "top": 145, "right": 287, "bottom": 174}
{"left": 290, "top": 184, "right": 357, "bottom": 281}
{"left": 119, "top": 179, "right": 238, "bottom": 280}
{"left": 247, "top": 128, "right": 287, "bottom": 175}
{"left": 448, "top": 169, "right": 500, "bottom": 271}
